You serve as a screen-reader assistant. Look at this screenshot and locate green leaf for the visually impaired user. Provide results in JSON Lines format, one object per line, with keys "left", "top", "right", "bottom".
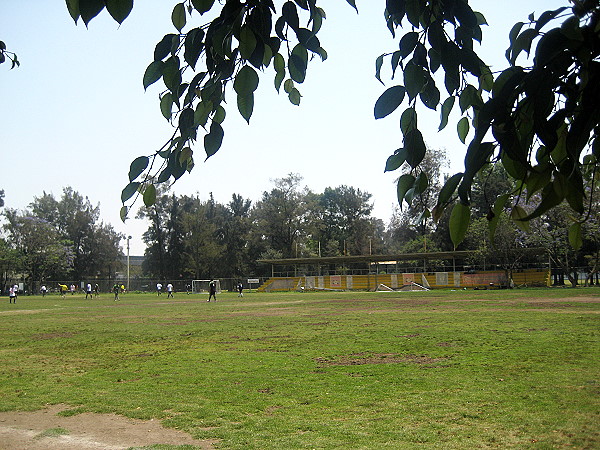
{"left": 162, "top": 57, "right": 182, "bottom": 93}
{"left": 296, "top": 28, "right": 321, "bottom": 53}
{"left": 237, "top": 93, "right": 254, "bottom": 123}
{"left": 213, "top": 105, "right": 226, "bottom": 124}
{"left": 568, "top": 222, "right": 583, "bottom": 250}
{"left": 143, "top": 184, "right": 157, "bottom": 207}
{"left": 128, "top": 156, "right": 149, "bottom": 182}
{"left": 459, "top": 85, "right": 480, "bottom": 113}
{"left": 375, "top": 54, "right": 384, "bottom": 85}
{"left": 121, "top": 182, "right": 140, "bottom": 203}
{"left": 449, "top": 203, "right": 471, "bottom": 249}
{"left": 178, "top": 108, "right": 195, "bottom": 135}
{"left": 404, "top": 129, "right": 426, "bottom": 168}
{"left": 414, "top": 172, "right": 428, "bottom": 194}
{"left": 457, "top": 117, "right": 469, "bottom": 144}
{"left": 384, "top": 148, "right": 407, "bottom": 172}
{"left": 474, "top": 11, "right": 488, "bottom": 26}
{"left": 274, "top": 53, "right": 285, "bottom": 73}
{"left": 525, "top": 169, "right": 551, "bottom": 199}
{"left": 172, "top": 3, "right": 186, "bottom": 31}
{"left": 438, "top": 173, "right": 463, "bottom": 205}
{"left": 143, "top": 61, "right": 164, "bottom": 90}
{"left": 194, "top": 101, "right": 212, "bottom": 127}
{"left": 399, "top": 32, "right": 419, "bottom": 58}
{"left": 521, "top": 182, "right": 564, "bottom": 221}
{"left": 404, "top": 63, "right": 426, "bottom": 100}
{"left": 509, "top": 28, "right": 538, "bottom": 64}
{"left": 204, "top": 121, "right": 224, "bottom": 159}
{"left": 488, "top": 193, "right": 510, "bottom": 244}
{"left": 119, "top": 205, "right": 128, "bottom": 222}
{"left": 155, "top": 34, "right": 178, "bottom": 61}
{"left": 79, "top": 0, "right": 105, "bottom": 26}
{"left": 510, "top": 205, "right": 530, "bottom": 232}
{"left": 106, "top": 0, "right": 133, "bottom": 24}
{"left": 233, "top": 65, "right": 259, "bottom": 96}
{"left": 344, "top": 0, "right": 358, "bottom": 13}
{"left": 506, "top": 22, "right": 524, "bottom": 59}
{"left": 479, "top": 65, "right": 494, "bottom": 92}
{"left": 288, "top": 88, "right": 302, "bottom": 105}
{"left": 160, "top": 93, "right": 173, "bottom": 120}
{"left": 397, "top": 174, "right": 416, "bottom": 208}
{"left": 414, "top": 209, "right": 431, "bottom": 227}
{"left": 191, "top": 0, "right": 214, "bottom": 14}
{"left": 283, "top": 79, "right": 295, "bottom": 94}
{"left": 184, "top": 28, "right": 204, "bottom": 69}
{"left": 420, "top": 78, "right": 440, "bottom": 110}
{"left": 374, "top": 86, "right": 406, "bottom": 119}
{"left": 275, "top": 71, "right": 285, "bottom": 92}
{"left": 400, "top": 107, "right": 417, "bottom": 136}
{"left": 439, "top": 96, "right": 455, "bottom": 131}
{"left": 282, "top": 1, "right": 300, "bottom": 31}
{"left": 289, "top": 45, "right": 308, "bottom": 83}
{"left": 157, "top": 166, "right": 172, "bottom": 183}
{"left": 179, "top": 147, "right": 192, "bottom": 165}
{"left": 535, "top": 7, "right": 568, "bottom": 32}
{"left": 239, "top": 26, "right": 257, "bottom": 60}
{"left": 66, "top": 0, "right": 80, "bottom": 22}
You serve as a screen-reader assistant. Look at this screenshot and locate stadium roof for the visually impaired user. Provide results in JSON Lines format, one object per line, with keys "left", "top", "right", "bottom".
{"left": 257, "top": 248, "right": 547, "bottom": 266}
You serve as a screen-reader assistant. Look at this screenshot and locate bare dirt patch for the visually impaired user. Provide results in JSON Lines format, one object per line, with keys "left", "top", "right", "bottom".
{"left": 0, "top": 404, "right": 216, "bottom": 449}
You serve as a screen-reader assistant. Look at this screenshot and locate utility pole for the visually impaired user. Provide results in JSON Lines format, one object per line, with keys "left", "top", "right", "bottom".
{"left": 127, "top": 236, "right": 132, "bottom": 292}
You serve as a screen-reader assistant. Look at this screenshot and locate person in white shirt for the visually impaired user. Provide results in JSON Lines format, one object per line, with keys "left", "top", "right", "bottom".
{"left": 9, "top": 286, "right": 16, "bottom": 303}
{"left": 156, "top": 283, "right": 163, "bottom": 296}
{"left": 86, "top": 283, "right": 93, "bottom": 299}
{"left": 166, "top": 283, "right": 174, "bottom": 298}
{"left": 40, "top": 285, "right": 47, "bottom": 297}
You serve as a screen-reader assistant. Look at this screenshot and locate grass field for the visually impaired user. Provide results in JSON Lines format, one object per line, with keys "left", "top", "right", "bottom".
{"left": 0, "top": 288, "right": 598, "bottom": 449}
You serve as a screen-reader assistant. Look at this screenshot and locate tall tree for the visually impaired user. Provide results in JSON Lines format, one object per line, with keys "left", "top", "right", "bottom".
{"left": 29, "top": 188, "right": 123, "bottom": 280}
{"left": 136, "top": 186, "right": 175, "bottom": 278}
{"left": 316, "top": 185, "right": 375, "bottom": 256}
{"left": 253, "top": 173, "right": 312, "bottom": 258}
{"left": 220, "top": 194, "right": 253, "bottom": 278}
{"left": 180, "top": 196, "right": 225, "bottom": 279}
{"left": 3, "top": 209, "right": 74, "bottom": 292}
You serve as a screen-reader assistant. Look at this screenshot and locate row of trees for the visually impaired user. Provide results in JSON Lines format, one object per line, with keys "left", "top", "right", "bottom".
{"left": 2, "top": 147, "right": 598, "bottom": 289}
{"left": 138, "top": 173, "right": 383, "bottom": 279}
{"left": 138, "top": 155, "right": 600, "bottom": 285}
{"left": 1, "top": 188, "right": 123, "bottom": 292}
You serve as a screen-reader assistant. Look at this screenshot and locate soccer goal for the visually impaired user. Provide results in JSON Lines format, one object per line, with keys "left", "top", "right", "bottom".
{"left": 191, "top": 279, "right": 222, "bottom": 293}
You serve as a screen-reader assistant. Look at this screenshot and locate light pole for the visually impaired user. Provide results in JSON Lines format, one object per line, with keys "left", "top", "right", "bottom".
{"left": 127, "top": 235, "right": 132, "bottom": 292}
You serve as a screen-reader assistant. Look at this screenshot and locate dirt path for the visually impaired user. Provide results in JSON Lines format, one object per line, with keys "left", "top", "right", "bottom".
{"left": 0, "top": 405, "right": 215, "bottom": 449}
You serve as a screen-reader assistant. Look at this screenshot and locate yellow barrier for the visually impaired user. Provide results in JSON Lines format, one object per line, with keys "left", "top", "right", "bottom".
{"left": 257, "top": 270, "right": 550, "bottom": 292}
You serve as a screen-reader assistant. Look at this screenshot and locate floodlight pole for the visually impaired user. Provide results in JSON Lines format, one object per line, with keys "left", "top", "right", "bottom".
{"left": 127, "top": 236, "right": 132, "bottom": 292}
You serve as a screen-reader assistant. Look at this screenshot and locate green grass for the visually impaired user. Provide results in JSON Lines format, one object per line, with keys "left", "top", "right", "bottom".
{"left": 1, "top": 288, "right": 599, "bottom": 448}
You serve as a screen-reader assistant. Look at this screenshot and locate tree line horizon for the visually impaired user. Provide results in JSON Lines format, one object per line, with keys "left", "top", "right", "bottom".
{"left": 2, "top": 148, "right": 599, "bottom": 290}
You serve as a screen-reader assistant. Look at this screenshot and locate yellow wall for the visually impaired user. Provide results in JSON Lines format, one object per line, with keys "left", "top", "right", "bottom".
{"left": 258, "top": 270, "right": 550, "bottom": 292}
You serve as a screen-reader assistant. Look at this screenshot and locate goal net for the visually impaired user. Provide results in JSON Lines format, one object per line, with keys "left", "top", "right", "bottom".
{"left": 191, "top": 280, "right": 222, "bottom": 293}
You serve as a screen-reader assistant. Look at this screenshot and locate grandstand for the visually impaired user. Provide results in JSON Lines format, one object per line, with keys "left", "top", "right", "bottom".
{"left": 257, "top": 250, "right": 550, "bottom": 292}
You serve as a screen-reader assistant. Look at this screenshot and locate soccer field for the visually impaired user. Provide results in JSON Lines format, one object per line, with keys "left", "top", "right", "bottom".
{"left": 0, "top": 288, "right": 598, "bottom": 449}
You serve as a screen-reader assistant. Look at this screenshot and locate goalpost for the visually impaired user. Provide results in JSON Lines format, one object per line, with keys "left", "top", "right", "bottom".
{"left": 191, "top": 280, "right": 222, "bottom": 293}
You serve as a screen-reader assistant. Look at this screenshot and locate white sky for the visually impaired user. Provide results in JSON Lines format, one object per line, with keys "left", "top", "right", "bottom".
{"left": 1, "top": 1, "right": 565, "bottom": 255}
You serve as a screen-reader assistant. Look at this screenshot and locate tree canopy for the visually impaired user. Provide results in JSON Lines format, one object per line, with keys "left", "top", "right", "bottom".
{"left": 5, "top": 1, "right": 600, "bottom": 248}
